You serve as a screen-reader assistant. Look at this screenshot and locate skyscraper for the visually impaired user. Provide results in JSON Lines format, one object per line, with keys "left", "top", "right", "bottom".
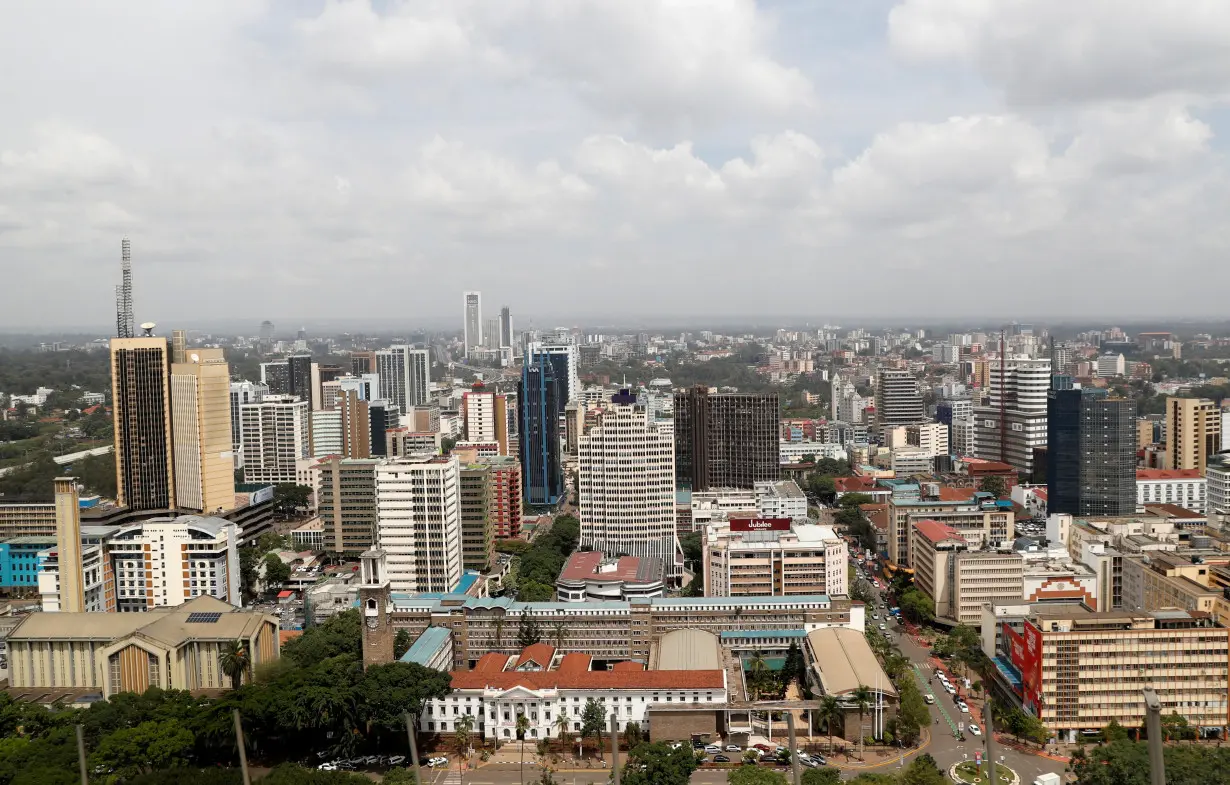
{"left": 240, "top": 395, "right": 310, "bottom": 484}
{"left": 673, "top": 386, "right": 778, "bottom": 491}
{"left": 375, "top": 345, "right": 430, "bottom": 413}
{"left": 579, "top": 391, "right": 677, "bottom": 570}
{"left": 288, "top": 354, "right": 313, "bottom": 406}
{"left": 526, "top": 342, "right": 579, "bottom": 406}
{"left": 518, "top": 353, "right": 565, "bottom": 506}
{"left": 111, "top": 335, "right": 176, "bottom": 510}
{"left": 972, "top": 357, "right": 1051, "bottom": 475}
{"left": 375, "top": 455, "right": 462, "bottom": 594}
{"left": 483, "top": 318, "right": 501, "bottom": 350}
{"left": 318, "top": 457, "right": 380, "bottom": 556}
{"left": 463, "top": 291, "right": 482, "bottom": 356}
{"left": 170, "top": 348, "right": 235, "bottom": 514}
{"left": 229, "top": 381, "right": 268, "bottom": 465}
{"left": 462, "top": 381, "right": 509, "bottom": 455}
{"left": 259, "top": 320, "right": 274, "bottom": 347}
{"left": 874, "top": 368, "right": 925, "bottom": 430}
{"left": 1048, "top": 385, "right": 1136, "bottom": 516}
{"left": 499, "top": 306, "right": 513, "bottom": 348}
{"left": 260, "top": 360, "right": 290, "bottom": 395}
{"left": 1165, "top": 398, "right": 1222, "bottom": 472}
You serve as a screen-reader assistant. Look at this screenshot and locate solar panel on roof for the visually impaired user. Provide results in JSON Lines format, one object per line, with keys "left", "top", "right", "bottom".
{"left": 186, "top": 612, "right": 222, "bottom": 623}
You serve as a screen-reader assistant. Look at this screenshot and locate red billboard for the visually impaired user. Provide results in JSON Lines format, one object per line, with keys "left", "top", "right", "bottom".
{"left": 730, "top": 517, "right": 792, "bottom": 532}
{"left": 1002, "top": 620, "right": 1044, "bottom": 714}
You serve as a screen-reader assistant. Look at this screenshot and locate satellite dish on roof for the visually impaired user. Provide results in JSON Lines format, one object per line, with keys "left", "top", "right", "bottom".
{"left": 140, "top": 322, "right": 156, "bottom": 336}
{"left": 190, "top": 352, "right": 200, "bottom": 363}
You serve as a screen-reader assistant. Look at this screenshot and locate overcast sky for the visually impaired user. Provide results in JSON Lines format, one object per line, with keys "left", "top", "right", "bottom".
{"left": 3, "top": 1, "right": 1230, "bottom": 331}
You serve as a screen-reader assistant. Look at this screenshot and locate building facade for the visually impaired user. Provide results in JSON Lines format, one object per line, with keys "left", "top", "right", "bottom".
{"left": 111, "top": 336, "right": 176, "bottom": 510}
{"left": 1165, "top": 398, "right": 1221, "bottom": 472}
{"left": 703, "top": 520, "right": 847, "bottom": 598}
{"left": 518, "top": 354, "right": 565, "bottom": 506}
{"left": 463, "top": 291, "right": 483, "bottom": 356}
{"left": 228, "top": 381, "right": 268, "bottom": 468}
{"left": 874, "top": 368, "right": 925, "bottom": 430}
{"left": 674, "top": 386, "right": 779, "bottom": 491}
{"left": 376, "top": 345, "right": 431, "bottom": 413}
{"left": 973, "top": 357, "right": 1050, "bottom": 476}
{"left": 376, "top": 455, "right": 463, "bottom": 594}
{"left": 318, "top": 457, "right": 380, "bottom": 556}
{"left": 460, "top": 463, "right": 495, "bottom": 573}
{"left": 1136, "top": 469, "right": 1206, "bottom": 513}
{"left": 170, "top": 349, "right": 235, "bottom": 514}
{"left": 463, "top": 383, "right": 509, "bottom": 456}
{"left": 240, "top": 395, "right": 310, "bottom": 485}
{"left": 1047, "top": 386, "right": 1136, "bottom": 517}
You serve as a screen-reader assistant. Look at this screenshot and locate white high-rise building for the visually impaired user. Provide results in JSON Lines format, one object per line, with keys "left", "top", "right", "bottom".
{"left": 240, "top": 395, "right": 310, "bottom": 484}
{"left": 229, "top": 381, "right": 268, "bottom": 467}
{"left": 376, "top": 346, "right": 430, "bottom": 413}
{"left": 463, "top": 291, "right": 482, "bottom": 356}
{"left": 376, "top": 455, "right": 462, "bottom": 594}
{"left": 527, "top": 342, "right": 580, "bottom": 405}
{"left": 973, "top": 357, "right": 1050, "bottom": 474}
{"left": 907, "top": 422, "right": 950, "bottom": 458}
{"left": 578, "top": 392, "right": 678, "bottom": 575}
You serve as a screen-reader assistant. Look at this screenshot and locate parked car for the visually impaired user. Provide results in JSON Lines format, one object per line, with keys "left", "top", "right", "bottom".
{"left": 924, "top": 694, "right": 936, "bottom": 704}
{"left": 725, "top": 745, "right": 741, "bottom": 752}
{"left": 714, "top": 755, "right": 731, "bottom": 763}
{"left": 958, "top": 702, "right": 970, "bottom": 713}
{"left": 387, "top": 756, "right": 405, "bottom": 766}
{"left": 704, "top": 744, "right": 723, "bottom": 755}
{"left": 426, "top": 757, "right": 449, "bottom": 768}
{"left": 753, "top": 743, "right": 774, "bottom": 753}
{"left": 969, "top": 724, "right": 982, "bottom": 736}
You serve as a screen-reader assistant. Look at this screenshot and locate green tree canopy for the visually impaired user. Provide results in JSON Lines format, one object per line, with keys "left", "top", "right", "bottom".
{"left": 264, "top": 553, "right": 292, "bottom": 586}
{"left": 621, "top": 742, "right": 699, "bottom": 785}
{"left": 280, "top": 609, "right": 362, "bottom": 667}
{"left": 726, "top": 765, "right": 788, "bottom": 785}
{"left": 90, "top": 718, "right": 195, "bottom": 782}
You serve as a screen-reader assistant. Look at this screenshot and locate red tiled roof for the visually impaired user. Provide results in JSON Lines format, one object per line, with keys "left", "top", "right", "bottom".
{"left": 556, "top": 653, "right": 593, "bottom": 673}
{"left": 279, "top": 630, "right": 302, "bottom": 645}
{"left": 448, "top": 669, "right": 725, "bottom": 691}
{"left": 937, "top": 486, "right": 977, "bottom": 502}
{"left": 611, "top": 661, "right": 645, "bottom": 671}
{"left": 968, "top": 460, "right": 1014, "bottom": 473}
{"left": 1033, "top": 489, "right": 1048, "bottom": 501}
{"left": 559, "top": 552, "right": 647, "bottom": 582}
{"left": 913, "top": 519, "right": 964, "bottom": 545}
{"left": 835, "top": 476, "right": 875, "bottom": 493}
{"left": 860, "top": 503, "right": 889, "bottom": 532}
{"left": 475, "top": 652, "right": 510, "bottom": 673}
{"left": 1137, "top": 469, "right": 1203, "bottom": 480}
{"left": 516, "top": 643, "right": 556, "bottom": 669}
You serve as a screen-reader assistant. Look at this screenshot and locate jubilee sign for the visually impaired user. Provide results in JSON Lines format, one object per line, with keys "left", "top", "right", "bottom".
{"left": 730, "top": 517, "right": 792, "bottom": 532}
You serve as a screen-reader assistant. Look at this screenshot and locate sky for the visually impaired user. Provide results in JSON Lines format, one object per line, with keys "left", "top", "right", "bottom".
{"left": 3, "top": 0, "right": 1230, "bottom": 331}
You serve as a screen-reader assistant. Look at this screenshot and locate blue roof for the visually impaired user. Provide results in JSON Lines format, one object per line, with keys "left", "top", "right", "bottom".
{"left": 454, "top": 571, "right": 481, "bottom": 595}
{"left": 676, "top": 490, "right": 692, "bottom": 504}
{"left": 400, "top": 626, "right": 452, "bottom": 666}
{"left": 992, "top": 656, "right": 1022, "bottom": 690}
{"left": 721, "top": 629, "right": 808, "bottom": 640}
{"left": 651, "top": 595, "right": 830, "bottom": 606}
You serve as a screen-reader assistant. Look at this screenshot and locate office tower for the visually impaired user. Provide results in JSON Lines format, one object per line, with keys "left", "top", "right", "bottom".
{"left": 368, "top": 400, "right": 399, "bottom": 457}
{"left": 1049, "top": 338, "right": 1073, "bottom": 376}
{"left": 340, "top": 373, "right": 381, "bottom": 402}
{"left": 483, "top": 318, "right": 501, "bottom": 350}
{"left": 288, "top": 354, "right": 313, "bottom": 406}
{"left": 1164, "top": 398, "right": 1222, "bottom": 472}
{"left": 479, "top": 455, "right": 522, "bottom": 538}
{"left": 310, "top": 390, "right": 370, "bottom": 459}
{"left": 375, "top": 345, "right": 430, "bottom": 412}
{"left": 462, "top": 381, "right": 509, "bottom": 455}
{"left": 171, "top": 329, "right": 187, "bottom": 364}
{"left": 53, "top": 477, "right": 84, "bottom": 613}
{"left": 1047, "top": 386, "right": 1136, "bottom": 516}
{"left": 318, "top": 457, "right": 379, "bottom": 556}
{"left": 972, "top": 356, "right": 1051, "bottom": 475}
{"left": 229, "top": 381, "right": 268, "bottom": 464}
{"left": 170, "top": 348, "right": 235, "bottom": 514}
{"left": 309, "top": 409, "right": 344, "bottom": 457}
{"left": 310, "top": 363, "right": 344, "bottom": 411}
{"left": 350, "top": 350, "right": 376, "bottom": 376}
{"left": 406, "top": 405, "right": 442, "bottom": 434}
{"left": 499, "top": 306, "right": 513, "bottom": 348}
{"left": 579, "top": 391, "right": 678, "bottom": 569}
{"left": 261, "top": 360, "right": 290, "bottom": 395}
{"left": 375, "top": 455, "right": 462, "bottom": 594}
{"left": 111, "top": 335, "right": 176, "bottom": 510}
{"left": 526, "top": 342, "right": 579, "bottom": 406}
{"left": 673, "top": 386, "right": 779, "bottom": 491}
{"left": 463, "top": 291, "right": 482, "bottom": 356}
{"left": 459, "top": 463, "right": 494, "bottom": 573}
{"left": 240, "top": 395, "right": 310, "bottom": 484}
{"left": 259, "top": 320, "right": 274, "bottom": 347}
{"left": 874, "top": 368, "right": 925, "bottom": 429}
{"left": 518, "top": 353, "right": 565, "bottom": 506}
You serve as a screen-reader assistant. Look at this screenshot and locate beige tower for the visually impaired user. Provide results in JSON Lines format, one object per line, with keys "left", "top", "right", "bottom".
{"left": 1165, "top": 398, "right": 1221, "bottom": 472}
{"left": 171, "top": 347, "right": 236, "bottom": 513}
{"left": 359, "top": 548, "right": 395, "bottom": 668}
{"left": 111, "top": 336, "right": 176, "bottom": 510}
{"left": 53, "top": 477, "right": 84, "bottom": 613}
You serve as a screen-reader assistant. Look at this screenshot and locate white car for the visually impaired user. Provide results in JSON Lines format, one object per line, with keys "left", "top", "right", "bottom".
{"left": 725, "top": 745, "right": 741, "bottom": 752}
{"left": 704, "top": 744, "right": 722, "bottom": 755}
{"left": 427, "top": 757, "right": 449, "bottom": 768}
{"left": 969, "top": 724, "right": 982, "bottom": 737}
{"left": 924, "top": 695, "right": 936, "bottom": 705}
{"left": 879, "top": 624, "right": 887, "bottom": 631}
{"left": 958, "top": 703, "right": 970, "bottom": 713}
{"left": 317, "top": 763, "right": 338, "bottom": 771}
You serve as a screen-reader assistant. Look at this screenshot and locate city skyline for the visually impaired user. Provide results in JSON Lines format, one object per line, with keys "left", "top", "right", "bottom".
{"left": 5, "top": 3, "right": 1230, "bottom": 327}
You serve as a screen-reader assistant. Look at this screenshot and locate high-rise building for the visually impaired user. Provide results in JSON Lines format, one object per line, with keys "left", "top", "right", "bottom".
{"left": 499, "top": 306, "right": 513, "bottom": 348}
{"left": 318, "top": 457, "right": 379, "bottom": 556}
{"left": 310, "top": 363, "right": 344, "bottom": 411}
{"left": 483, "top": 318, "right": 501, "bottom": 350}
{"left": 53, "top": 478, "right": 85, "bottom": 613}
{"left": 350, "top": 350, "right": 376, "bottom": 376}
{"left": 288, "top": 354, "right": 313, "bottom": 406}
{"left": 1048, "top": 386, "right": 1136, "bottom": 517}
{"left": 368, "top": 399, "right": 399, "bottom": 457}
{"left": 111, "top": 336, "right": 176, "bottom": 510}
{"left": 260, "top": 360, "right": 290, "bottom": 395}
{"left": 479, "top": 455, "right": 522, "bottom": 539}
{"left": 462, "top": 381, "right": 509, "bottom": 456}
{"left": 170, "top": 348, "right": 235, "bottom": 514}
{"left": 526, "top": 342, "right": 579, "bottom": 406}
{"left": 229, "top": 381, "right": 268, "bottom": 465}
{"left": 673, "top": 386, "right": 778, "bottom": 491}
{"left": 259, "top": 320, "right": 275, "bottom": 347}
{"left": 973, "top": 357, "right": 1051, "bottom": 475}
{"left": 240, "top": 395, "right": 310, "bottom": 484}
{"left": 463, "top": 291, "right": 483, "bottom": 356}
{"left": 375, "top": 345, "right": 430, "bottom": 413}
{"left": 874, "top": 368, "right": 925, "bottom": 430}
{"left": 459, "top": 463, "right": 494, "bottom": 573}
{"left": 1049, "top": 339, "right": 1074, "bottom": 376}
{"left": 1165, "top": 398, "right": 1222, "bottom": 472}
{"left": 579, "top": 391, "right": 678, "bottom": 571}
{"left": 518, "top": 353, "right": 565, "bottom": 506}
{"left": 310, "top": 390, "right": 372, "bottom": 459}
{"left": 376, "top": 455, "right": 462, "bottom": 594}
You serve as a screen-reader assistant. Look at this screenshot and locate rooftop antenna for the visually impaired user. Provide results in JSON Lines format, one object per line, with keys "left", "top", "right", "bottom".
{"left": 115, "top": 237, "right": 134, "bottom": 338}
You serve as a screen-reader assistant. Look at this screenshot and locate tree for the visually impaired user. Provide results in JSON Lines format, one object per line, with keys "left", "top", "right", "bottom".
{"left": 1161, "top": 711, "right": 1194, "bottom": 742}
{"left": 382, "top": 769, "right": 420, "bottom": 785}
{"left": 747, "top": 651, "right": 768, "bottom": 700}
{"left": 895, "top": 678, "right": 929, "bottom": 746}
{"left": 580, "top": 699, "right": 606, "bottom": 757}
{"left": 219, "top": 639, "right": 251, "bottom": 690}
{"left": 623, "top": 721, "right": 643, "bottom": 748}
{"left": 882, "top": 653, "right": 910, "bottom": 682}
{"left": 454, "top": 714, "right": 474, "bottom": 785}
{"left": 518, "top": 580, "right": 555, "bottom": 602}
{"left": 551, "top": 620, "right": 567, "bottom": 652}
{"left": 839, "top": 493, "right": 875, "bottom": 508}
{"left": 808, "top": 475, "right": 837, "bottom": 505}
{"left": 273, "top": 483, "right": 312, "bottom": 517}
{"left": 801, "top": 769, "right": 842, "bottom": 785}
{"left": 897, "top": 588, "right": 934, "bottom": 625}
{"left": 782, "top": 642, "right": 807, "bottom": 690}
{"left": 817, "top": 695, "right": 841, "bottom": 755}
{"left": 393, "top": 629, "right": 412, "bottom": 660}
{"left": 1070, "top": 738, "right": 1230, "bottom": 785}
{"left": 726, "top": 766, "right": 788, "bottom": 785}
{"left": 978, "top": 475, "right": 1008, "bottom": 499}
{"left": 516, "top": 713, "right": 530, "bottom": 783}
{"left": 554, "top": 712, "right": 570, "bottom": 750}
{"left": 1103, "top": 718, "right": 1130, "bottom": 743}
{"left": 679, "top": 532, "right": 703, "bottom": 570}
{"left": 517, "top": 613, "right": 543, "bottom": 648}
{"left": 356, "top": 662, "right": 452, "bottom": 735}
{"left": 620, "top": 742, "right": 700, "bottom": 785}
{"left": 898, "top": 753, "right": 945, "bottom": 785}
{"left": 90, "top": 719, "right": 195, "bottom": 781}
{"left": 264, "top": 553, "right": 292, "bottom": 587}
{"left": 852, "top": 685, "right": 873, "bottom": 755}
{"left": 280, "top": 609, "right": 362, "bottom": 667}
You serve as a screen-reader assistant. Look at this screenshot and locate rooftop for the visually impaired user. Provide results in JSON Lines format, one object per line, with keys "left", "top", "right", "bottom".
{"left": 1137, "top": 469, "right": 1204, "bottom": 480}
{"left": 913, "top": 519, "right": 965, "bottom": 545}
{"left": 806, "top": 628, "right": 896, "bottom": 699}
{"left": 558, "top": 552, "right": 663, "bottom": 584}
{"left": 448, "top": 668, "right": 725, "bottom": 692}
{"left": 8, "top": 595, "right": 271, "bottom": 645}
{"left": 653, "top": 629, "right": 722, "bottom": 671}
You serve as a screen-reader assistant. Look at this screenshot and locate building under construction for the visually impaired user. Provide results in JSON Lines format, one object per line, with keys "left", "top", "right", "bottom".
{"left": 674, "top": 386, "right": 779, "bottom": 491}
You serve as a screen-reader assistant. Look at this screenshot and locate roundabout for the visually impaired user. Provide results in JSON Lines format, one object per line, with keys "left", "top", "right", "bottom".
{"left": 949, "top": 759, "right": 1019, "bottom": 785}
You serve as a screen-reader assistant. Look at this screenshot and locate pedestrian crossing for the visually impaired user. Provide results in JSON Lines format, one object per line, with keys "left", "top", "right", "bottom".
{"left": 914, "top": 663, "right": 960, "bottom": 735}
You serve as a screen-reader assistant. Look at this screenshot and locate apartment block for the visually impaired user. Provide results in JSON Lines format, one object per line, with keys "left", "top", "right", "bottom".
{"left": 462, "top": 382, "right": 509, "bottom": 456}
{"left": 1166, "top": 398, "right": 1221, "bottom": 472}
{"left": 0, "top": 504, "right": 57, "bottom": 539}
{"left": 479, "top": 455, "right": 523, "bottom": 539}
{"left": 376, "top": 455, "right": 462, "bottom": 594}
{"left": 318, "top": 457, "right": 380, "bottom": 557}
{"left": 240, "top": 395, "right": 310, "bottom": 485}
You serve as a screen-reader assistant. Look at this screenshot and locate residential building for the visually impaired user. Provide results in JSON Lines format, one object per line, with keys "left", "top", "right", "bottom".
{"left": 463, "top": 382, "right": 509, "bottom": 456}
{"left": 4, "top": 595, "right": 279, "bottom": 699}
{"left": 703, "top": 520, "right": 847, "bottom": 597}
{"left": 1165, "top": 398, "right": 1222, "bottom": 472}
{"left": 754, "top": 480, "right": 808, "bottom": 521}
{"left": 973, "top": 357, "right": 1050, "bottom": 475}
{"left": 1136, "top": 469, "right": 1205, "bottom": 513}
{"left": 873, "top": 369, "right": 924, "bottom": 430}
{"left": 579, "top": 391, "right": 678, "bottom": 572}
{"left": 518, "top": 353, "right": 565, "bottom": 506}
{"left": 555, "top": 552, "right": 666, "bottom": 602}
{"left": 906, "top": 422, "right": 949, "bottom": 457}
{"left": 376, "top": 345, "right": 430, "bottom": 412}
{"left": 228, "top": 381, "right": 268, "bottom": 467}
{"left": 387, "top": 428, "right": 443, "bottom": 457}
{"left": 1096, "top": 353, "right": 1126, "bottom": 378}
{"left": 1047, "top": 386, "right": 1136, "bottom": 517}
{"left": 674, "top": 386, "right": 779, "bottom": 491}
{"left": 318, "top": 457, "right": 380, "bottom": 556}
{"left": 111, "top": 336, "right": 175, "bottom": 510}
{"left": 376, "top": 455, "right": 462, "bottom": 594}
{"left": 459, "top": 463, "right": 495, "bottom": 573}
{"left": 240, "top": 395, "right": 310, "bottom": 485}
{"left": 463, "top": 291, "right": 483, "bottom": 355}
{"left": 479, "top": 455, "right": 522, "bottom": 539}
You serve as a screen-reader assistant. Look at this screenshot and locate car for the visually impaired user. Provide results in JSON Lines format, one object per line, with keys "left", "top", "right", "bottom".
{"left": 924, "top": 694, "right": 936, "bottom": 704}
{"left": 692, "top": 739, "right": 707, "bottom": 749}
{"left": 958, "top": 703, "right": 970, "bottom": 713}
{"left": 969, "top": 724, "right": 982, "bottom": 737}
{"left": 944, "top": 683, "right": 956, "bottom": 694}
{"left": 695, "top": 756, "right": 709, "bottom": 764}
{"left": 704, "top": 744, "right": 723, "bottom": 754}
{"left": 387, "top": 756, "right": 405, "bottom": 766}
{"left": 879, "top": 623, "right": 887, "bottom": 631}
{"left": 726, "top": 745, "right": 741, "bottom": 752}
{"left": 812, "top": 754, "right": 826, "bottom": 765}
{"left": 317, "top": 763, "right": 337, "bottom": 771}
{"left": 754, "top": 743, "right": 774, "bottom": 753}
{"left": 714, "top": 755, "right": 731, "bottom": 763}
{"left": 872, "top": 614, "right": 880, "bottom": 620}
{"left": 426, "top": 757, "right": 449, "bottom": 768}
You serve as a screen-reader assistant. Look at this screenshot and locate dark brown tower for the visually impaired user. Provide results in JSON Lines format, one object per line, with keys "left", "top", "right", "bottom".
{"left": 359, "top": 548, "right": 394, "bottom": 667}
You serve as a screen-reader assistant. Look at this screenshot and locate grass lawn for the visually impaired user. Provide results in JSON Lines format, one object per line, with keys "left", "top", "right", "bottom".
{"left": 952, "top": 760, "right": 1016, "bottom": 785}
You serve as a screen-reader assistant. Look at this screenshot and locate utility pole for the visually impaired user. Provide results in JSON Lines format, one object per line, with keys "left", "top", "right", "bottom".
{"left": 1143, "top": 687, "right": 1167, "bottom": 785}
{"left": 786, "top": 712, "right": 802, "bottom": 785}
{"left": 610, "top": 713, "right": 621, "bottom": 785}
{"left": 233, "top": 709, "right": 252, "bottom": 785}
{"left": 984, "top": 699, "right": 996, "bottom": 785}
{"left": 404, "top": 712, "right": 421, "bottom": 771}
{"left": 75, "top": 724, "right": 88, "bottom": 785}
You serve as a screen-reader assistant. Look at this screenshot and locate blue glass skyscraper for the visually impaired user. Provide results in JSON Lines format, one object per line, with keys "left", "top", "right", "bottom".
{"left": 519, "top": 353, "right": 564, "bottom": 506}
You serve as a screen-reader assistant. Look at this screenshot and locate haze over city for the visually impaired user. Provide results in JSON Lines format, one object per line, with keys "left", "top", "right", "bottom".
{"left": 5, "top": 1, "right": 1230, "bottom": 328}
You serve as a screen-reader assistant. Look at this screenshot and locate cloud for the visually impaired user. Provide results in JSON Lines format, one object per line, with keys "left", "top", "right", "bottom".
{"left": 888, "top": 0, "right": 1230, "bottom": 105}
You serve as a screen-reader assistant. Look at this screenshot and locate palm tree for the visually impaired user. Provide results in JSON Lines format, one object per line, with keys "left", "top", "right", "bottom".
{"left": 494, "top": 617, "right": 505, "bottom": 651}
{"left": 552, "top": 620, "right": 567, "bottom": 652}
{"left": 516, "top": 712, "right": 531, "bottom": 784}
{"left": 455, "top": 714, "right": 475, "bottom": 785}
{"left": 818, "top": 695, "right": 841, "bottom": 756}
{"left": 748, "top": 651, "right": 768, "bottom": 700}
{"left": 883, "top": 654, "right": 909, "bottom": 682}
{"left": 554, "top": 712, "right": 570, "bottom": 754}
{"left": 852, "top": 684, "right": 873, "bottom": 760}
{"left": 219, "top": 639, "right": 251, "bottom": 690}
